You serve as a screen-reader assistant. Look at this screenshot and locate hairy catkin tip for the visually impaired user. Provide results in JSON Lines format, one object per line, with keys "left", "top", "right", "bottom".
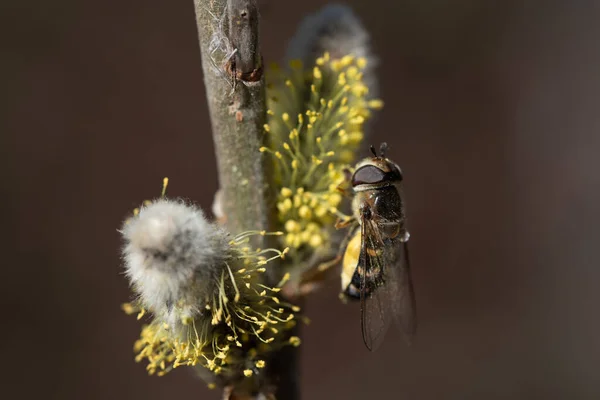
{"left": 286, "top": 4, "right": 376, "bottom": 74}
{"left": 128, "top": 211, "right": 176, "bottom": 252}
{"left": 121, "top": 199, "right": 231, "bottom": 319}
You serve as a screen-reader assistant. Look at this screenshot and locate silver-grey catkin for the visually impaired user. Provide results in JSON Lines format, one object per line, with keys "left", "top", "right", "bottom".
{"left": 285, "top": 4, "right": 378, "bottom": 97}
{"left": 121, "top": 199, "right": 231, "bottom": 327}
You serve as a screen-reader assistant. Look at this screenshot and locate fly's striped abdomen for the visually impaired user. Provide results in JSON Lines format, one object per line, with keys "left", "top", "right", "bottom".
{"left": 344, "top": 240, "right": 384, "bottom": 299}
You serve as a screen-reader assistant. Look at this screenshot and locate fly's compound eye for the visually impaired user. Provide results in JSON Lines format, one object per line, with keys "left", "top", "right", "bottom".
{"left": 352, "top": 165, "right": 386, "bottom": 186}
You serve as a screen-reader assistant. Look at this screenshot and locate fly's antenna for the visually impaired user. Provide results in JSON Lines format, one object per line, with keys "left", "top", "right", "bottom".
{"left": 370, "top": 145, "right": 377, "bottom": 157}
{"left": 379, "top": 142, "right": 388, "bottom": 157}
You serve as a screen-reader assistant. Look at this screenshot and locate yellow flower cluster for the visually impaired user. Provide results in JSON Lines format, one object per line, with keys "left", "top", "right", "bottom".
{"left": 261, "top": 53, "right": 383, "bottom": 252}
{"left": 123, "top": 229, "right": 301, "bottom": 383}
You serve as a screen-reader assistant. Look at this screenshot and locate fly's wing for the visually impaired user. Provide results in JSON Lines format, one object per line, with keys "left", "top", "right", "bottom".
{"left": 387, "top": 240, "right": 417, "bottom": 344}
{"left": 358, "top": 215, "right": 393, "bottom": 351}
{"left": 358, "top": 214, "right": 417, "bottom": 350}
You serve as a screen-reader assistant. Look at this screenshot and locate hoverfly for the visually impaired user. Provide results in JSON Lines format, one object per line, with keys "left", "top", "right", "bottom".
{"left": 337, "top": 142, "right": 416, "bottom": 351}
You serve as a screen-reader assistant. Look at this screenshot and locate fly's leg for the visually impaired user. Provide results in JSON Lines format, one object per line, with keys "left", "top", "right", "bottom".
{"left": 316, "top": 226, "right": 355, "bottom": 273}
{"left": 295, "top": 224, "right": 358, "bottom": 295}
{"left": 316, "top": 254, "right": 342, "bottom": 273}
{"left": 335, "top": 215, "right": 355, "bottom": 229}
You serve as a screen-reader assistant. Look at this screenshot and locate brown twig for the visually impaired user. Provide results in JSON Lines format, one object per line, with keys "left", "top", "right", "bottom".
{"left": 193, "top": 1, "right": 299, "bottom": 398}
{"left": 193, "top": 0, "right": 271, "bottom": 239}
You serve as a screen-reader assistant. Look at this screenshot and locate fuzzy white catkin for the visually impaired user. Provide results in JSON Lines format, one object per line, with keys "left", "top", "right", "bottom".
{"left": 121, "top": 199, "right": 231, "bottom": 326}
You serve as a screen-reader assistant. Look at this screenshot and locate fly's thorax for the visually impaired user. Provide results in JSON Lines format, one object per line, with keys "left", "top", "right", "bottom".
{"left": 351, "top": 185, "right": 405, "bottom": 239}
{"left": 372, "top": 185, "right": 405, "bottom": 237}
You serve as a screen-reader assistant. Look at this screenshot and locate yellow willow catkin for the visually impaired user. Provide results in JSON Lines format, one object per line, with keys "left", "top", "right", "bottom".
{"left": 263, "top": 53, "right": 383, "bottom": 253}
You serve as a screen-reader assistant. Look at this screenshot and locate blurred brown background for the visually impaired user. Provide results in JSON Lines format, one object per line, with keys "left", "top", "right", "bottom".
{"left": 3, "top": 0, "right": 600, "bottom": 399}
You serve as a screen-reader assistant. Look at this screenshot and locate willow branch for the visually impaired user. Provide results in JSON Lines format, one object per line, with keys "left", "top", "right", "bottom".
{"left": 194, "top": 0, "right": 272, "bottom": 240}
{"left": 193, "top": 1, "right": 298, "bottom": 399}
